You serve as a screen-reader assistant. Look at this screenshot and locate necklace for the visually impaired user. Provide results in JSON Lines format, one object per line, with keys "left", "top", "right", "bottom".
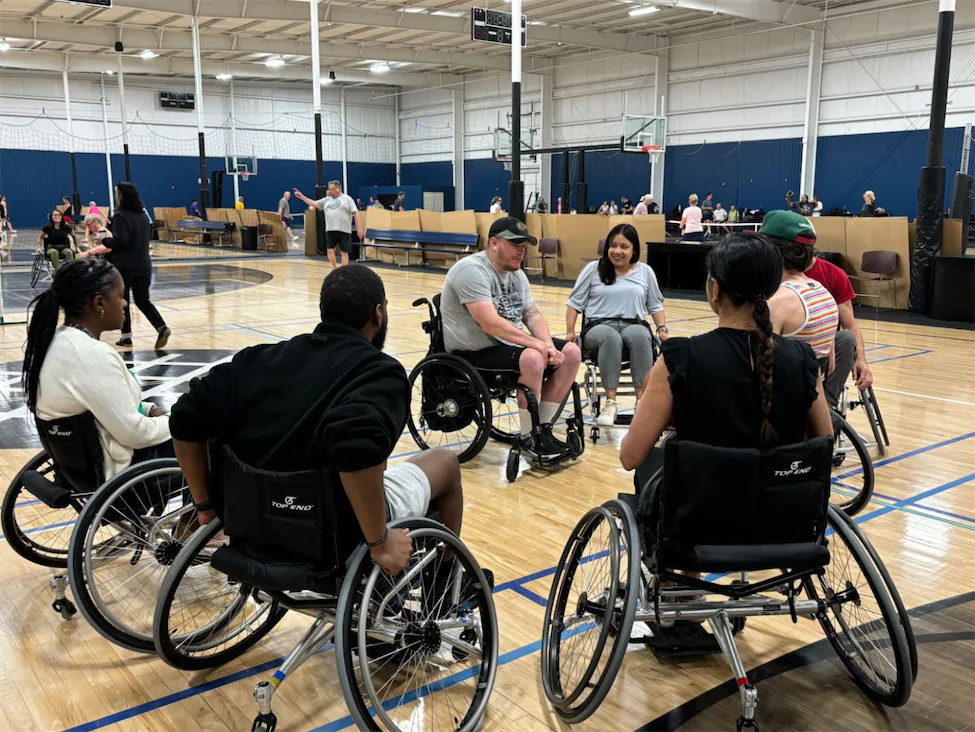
{"left": 64, "top": 322, "right": 95, "bottom": 339}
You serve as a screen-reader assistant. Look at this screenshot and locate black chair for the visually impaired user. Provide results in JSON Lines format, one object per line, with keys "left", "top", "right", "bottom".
{"left": 541, "top": 436, "right": 916, "bottom": 728}
{"left": 153, "top": 446, "right": 499, "bottom": 732}
{"left": 407, "top": 294, "right": 586, "bottom": 482}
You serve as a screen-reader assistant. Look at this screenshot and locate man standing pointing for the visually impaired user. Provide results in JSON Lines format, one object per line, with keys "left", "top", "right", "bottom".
{"left": 295, "top": 180, "right": 363, "bottom": 268}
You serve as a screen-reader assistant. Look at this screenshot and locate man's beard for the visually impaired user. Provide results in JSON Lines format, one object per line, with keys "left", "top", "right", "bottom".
{"left": 371, "top": 318, "right": 389, "bottom": 351}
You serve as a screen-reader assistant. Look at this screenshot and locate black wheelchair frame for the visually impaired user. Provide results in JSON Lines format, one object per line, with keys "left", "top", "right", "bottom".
{"left": 541, "top": 435, "right": 916, "bottom": 729}
{"left": 151, "top": 446, "right": 499, "bottom": 732}
{"left": 408, "top": 295, "right": 585, "bottom": 482}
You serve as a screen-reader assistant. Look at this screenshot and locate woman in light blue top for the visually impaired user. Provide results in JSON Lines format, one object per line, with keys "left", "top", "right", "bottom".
{"left": 566, "top": 223, "right": 669, "bottom": 426}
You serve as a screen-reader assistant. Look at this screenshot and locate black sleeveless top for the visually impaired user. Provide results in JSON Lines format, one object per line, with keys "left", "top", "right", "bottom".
{"left": 662, "top": 328, "right": 819, "bottom": 448}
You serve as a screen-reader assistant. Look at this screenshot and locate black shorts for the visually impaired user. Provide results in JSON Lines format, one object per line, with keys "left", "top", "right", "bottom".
{"left": 326, "top": 230, "right": 351, "bottom": 252}
{"left": 456, "top": 337, "right": 569, "bottom": 376}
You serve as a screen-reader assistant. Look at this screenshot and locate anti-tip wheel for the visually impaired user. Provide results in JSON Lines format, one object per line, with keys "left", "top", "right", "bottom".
{"left": 506, "top": 449, "right": 521, "bottom": 483}
{"left": 251, "top": 713, "right": 277, "bottom": 732}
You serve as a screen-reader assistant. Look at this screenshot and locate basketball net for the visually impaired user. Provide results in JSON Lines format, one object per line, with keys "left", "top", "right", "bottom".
{"left": 241, "top": 172, "right": 251, "bottom": 183}
{"left": 643, "top": 144, "right": 664, "bottom": 165}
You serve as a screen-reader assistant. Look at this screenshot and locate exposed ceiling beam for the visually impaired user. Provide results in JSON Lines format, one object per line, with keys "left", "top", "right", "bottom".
{"left": 2, "top": 19, "right": 554, "bottom": 73}
{"left": 662, "top": 0, "right": 822, "bottom": 25}
{"left": 109, "top": 0, "right": 664, "bottom": 55}
{"left": 0, "top": 49, "right": 462, "bottom": 88}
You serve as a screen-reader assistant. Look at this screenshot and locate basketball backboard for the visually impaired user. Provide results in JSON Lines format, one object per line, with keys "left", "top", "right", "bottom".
{"left": 493, "top": 128, "right": 539, "bottom": 162}
{"left": 623, "top": 115, "right": 666, "bottom": 153}
{"left": 225, "top": 155, "right": 258, "bottom": 176}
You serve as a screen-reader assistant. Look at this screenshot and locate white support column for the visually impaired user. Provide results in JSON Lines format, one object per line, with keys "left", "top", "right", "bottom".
{"left": 340, "top": 87, "right": 348, "bottom": 191}
{"left": 395, "top": 92, "right": 402, "bottom": 186}
{"left": 191, "top": 16, "right": 209, "bottom": 209}
{"left": 452, "top": 88, "right": 464, "bottom": 210}
{"left": 651, "top": 50, "right": 669, "bottom": 206}
{"left": 800, "top": 29, "right": 824, "bottom": 198}
{"left": 961, "top": 121, "right": 971, "bottom": 175}
{"left": 62, "top": 67, "right": 75, "bottom": 154}
{"left": 229, "top": 79, "right": 240, "bottom": 204}
{"left": 539, "top": 72, "right": 553, "bottom": 211}
{"left": 115, "top": 48, "right": 131, "bottom": 181}
{"left": 100, "top": 77, "right": 115, "bottom": 214}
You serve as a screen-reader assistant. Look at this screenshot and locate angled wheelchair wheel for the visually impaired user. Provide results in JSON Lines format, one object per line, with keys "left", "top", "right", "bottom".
{"left": 804, "top": 506, "right": 913, "bottom": 707}
{"left": 153, "top": 519, "right": 288, "bottom": 671}
{"left": 827, "top": 506, "right": 918, "bottom": 682}
{"left": 30, "top": 253, "right": 45, "bottom": 288}
{"left": 408, "top": 354, "right": 492, "bottom": 463}
{"left": 68, "top": 459, "right": 196, "bottom": 653}
{"left": 541, "top": 499, "right": 640, "bottom": 724}
{"left": 2, "top": 451, "right": 88, "bottom": 568}
{"left": 335, "top": 518, "right": 499, "bottom": 732}
{"left": 830, "top": 412, "right": 875, "bottom": 516}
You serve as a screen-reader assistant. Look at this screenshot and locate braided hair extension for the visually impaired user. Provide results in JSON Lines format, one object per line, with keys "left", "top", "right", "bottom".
{"left": 22, "top": 257, "right": 118, "bottom": 413}
{"left": 705, "top": 232, "right": 783, "bottom": 444}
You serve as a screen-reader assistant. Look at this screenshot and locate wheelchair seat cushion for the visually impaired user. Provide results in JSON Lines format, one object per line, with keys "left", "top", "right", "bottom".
{"left": 209, "top": 544, "right": 342, "bottom": 596}
{"left": 658, "top": 540, "right": 830, "bottom": 573}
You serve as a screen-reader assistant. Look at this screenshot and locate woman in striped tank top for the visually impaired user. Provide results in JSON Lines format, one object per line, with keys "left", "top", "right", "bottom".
{"left": 760, "top": 211, "right": 840, "bottom": 374}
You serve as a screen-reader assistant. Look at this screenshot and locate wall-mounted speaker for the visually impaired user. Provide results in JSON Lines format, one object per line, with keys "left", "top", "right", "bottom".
{"left": 114, "top": 41, "right": 124, "bottom": 53}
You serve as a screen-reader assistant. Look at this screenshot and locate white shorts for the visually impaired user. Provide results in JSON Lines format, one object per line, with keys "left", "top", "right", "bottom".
{"left": 384, "top": 462, "right": 431, "bottom": 521}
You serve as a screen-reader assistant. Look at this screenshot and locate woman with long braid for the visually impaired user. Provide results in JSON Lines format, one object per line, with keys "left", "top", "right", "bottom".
{"left": 23, "top": 258, "right": 171, "bottom": 478}
{"left": 621, "top": 232, "right": 833, "bottom": 472}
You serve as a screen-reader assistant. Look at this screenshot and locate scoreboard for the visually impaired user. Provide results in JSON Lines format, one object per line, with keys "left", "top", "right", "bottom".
{"left": 471, "top": 8, "right": 527, "bottom": 47}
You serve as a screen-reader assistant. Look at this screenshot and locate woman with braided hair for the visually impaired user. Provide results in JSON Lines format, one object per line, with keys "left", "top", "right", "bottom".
{"left": 23, "top": 258, "right": 172, "bottom": 478}
{"left": 620, "top": 231, "right": 832, "bottom": 474}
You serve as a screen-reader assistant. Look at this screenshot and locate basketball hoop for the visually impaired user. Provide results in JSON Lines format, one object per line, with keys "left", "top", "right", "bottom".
{"left": 241, "top": 172, "right": 251, "bottom": 183}
{"left": 502, "top": 161, "right": 512, "bottom": 173}
{"left": 643, "top": 144, "right": 664, "bottom": 164}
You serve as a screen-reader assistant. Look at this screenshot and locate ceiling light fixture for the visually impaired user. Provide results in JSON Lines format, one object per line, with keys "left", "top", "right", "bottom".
{"left": 321, "top": 76, "right": 333, "bottom": 84}
{"left": 104, "top": 69, "right": 114, "bottom": 75}
{"left": 401, "top": 6, "right": 427, "bottom": 12}
{"left": 216, "top": 73, "right": 233, "bottom": 81}
{"left": 265, "top": 56, "right": 285, "bottom": 68}
{"left": 370, "top": 62, "right": 390, "bottom": 73}
{"left": 0, "top": 40, "right": 11, "bottom": 52}
{"left": 431, "top": 10, "right": 464, "bottom": 16}
{"left": 140, "top": 49, "right": 158, "bottom": 59}
{"left": 628, "top": 5, "right": 660, "bottom": 15}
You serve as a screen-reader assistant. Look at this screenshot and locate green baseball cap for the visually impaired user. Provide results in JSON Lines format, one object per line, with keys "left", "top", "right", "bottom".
{"left": 759, "top": 210, "right": 817, "bottom": 246}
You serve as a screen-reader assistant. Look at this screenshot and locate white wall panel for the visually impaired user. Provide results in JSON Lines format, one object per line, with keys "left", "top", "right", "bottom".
{"left": 0, "top": 71, "right": 396, "bottom": 162}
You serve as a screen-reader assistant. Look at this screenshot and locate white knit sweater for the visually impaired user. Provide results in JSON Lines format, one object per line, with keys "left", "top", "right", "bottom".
{"left": 35, "top": 326, "right": 171, "bottom": 478}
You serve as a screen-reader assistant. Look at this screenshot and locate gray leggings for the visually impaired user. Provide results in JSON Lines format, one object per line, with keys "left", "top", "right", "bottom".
{"left": 583, "top": 320, "right": 655, "bottom": 392}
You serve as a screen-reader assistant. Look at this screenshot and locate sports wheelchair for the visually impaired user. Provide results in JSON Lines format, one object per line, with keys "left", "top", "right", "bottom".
{"left": 29, "top": 250, "right": 54, "bottom": 288}
{"left": 576, "top": 315, "right": 662, "bottom": 444}
{"left": 541, "top": 435, "right": 915, "bottom": 729}
{"left": 151, "top": 446, "right": 498, "bottom": 732}
{"left": 1, "top": 412, "right": 192, "bottom": 652}
{"left": 408, "top": 295, "right": 585, "bottom": 483}
{"left": 838, "top": 384, "right": 890, "bottom": 457}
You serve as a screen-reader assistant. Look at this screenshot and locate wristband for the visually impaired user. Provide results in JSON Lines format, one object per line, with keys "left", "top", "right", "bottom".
{"left": 193, "top": 500, "right": 214, "bottom": 513}
{"left": 366, "top": 528, "right": 389, "bottom": 548}
{"left": 657, "top": 325, "right": 669, "bottom": 333}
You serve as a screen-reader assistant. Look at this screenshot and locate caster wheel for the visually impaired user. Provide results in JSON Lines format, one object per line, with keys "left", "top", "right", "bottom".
{"left": 451, "top": 626, "right": 479, "bottom": 663}
{"left": 737, "top": 718, "right": 759, "bottom": 731}
{"left": 252, "top": 712, "right": 277, "bottom": 732}
{"left": 732, "top": 616, "right": 746, "bottom": 635}
{"left": 568, "top": 430, "right": 584, "bottom": 457}
{"left": 52, "top": 599, "right": 76, "bottom": 620}
{"left": 506, "top": 449, "right": 521, "bottom": 483}
{"left": 590, "top": 426, "right": 599, "bottom": 444}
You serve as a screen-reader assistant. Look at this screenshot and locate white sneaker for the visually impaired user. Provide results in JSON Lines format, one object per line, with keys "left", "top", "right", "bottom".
{"left": 596, "top": 399, "right": 618, "bottom": 426}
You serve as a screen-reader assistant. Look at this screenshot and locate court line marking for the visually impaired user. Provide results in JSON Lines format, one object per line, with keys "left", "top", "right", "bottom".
{"left": 59, "top": 460, "right": 975, "bottom": 732}
{"left": 872, "top": 387, "right": 975, "bottom": 409}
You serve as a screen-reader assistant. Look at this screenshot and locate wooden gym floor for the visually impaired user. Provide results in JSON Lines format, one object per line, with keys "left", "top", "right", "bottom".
{"left": 0, "top": 257, "right": 973, "bottom": 731}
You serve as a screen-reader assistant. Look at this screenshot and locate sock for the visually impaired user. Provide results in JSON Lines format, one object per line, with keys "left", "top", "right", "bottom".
{"left": 539, "top": 401, "right": 560, "bottom": 426}
{"left": 519, "top": 409, "right": 533, "bottom": 436}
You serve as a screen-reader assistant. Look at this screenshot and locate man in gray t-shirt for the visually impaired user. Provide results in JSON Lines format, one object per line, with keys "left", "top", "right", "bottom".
{"left": 295, "top": 180, "right": 363, "bottom": 268}
{"left": 441, "top": 217, "right": 581, "bottom": 455}
{"left": 277, "top": 191, "right": 296, "bottom": 246}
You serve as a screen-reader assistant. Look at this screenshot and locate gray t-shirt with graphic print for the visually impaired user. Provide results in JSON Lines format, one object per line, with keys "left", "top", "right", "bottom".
{"left": 441, "top": 251, "right": 534, "bottom": 353}
{"left": 316, "top": 193, "right": 357, "bottom": 234}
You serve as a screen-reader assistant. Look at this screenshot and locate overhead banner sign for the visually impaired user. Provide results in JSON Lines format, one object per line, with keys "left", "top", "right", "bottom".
{"left": 49, "top": 0, "right": 113, "bottom": 7}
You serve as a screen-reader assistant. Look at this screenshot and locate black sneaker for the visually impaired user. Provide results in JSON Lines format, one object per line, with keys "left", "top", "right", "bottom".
{"left": 522, "top": 432, "right": 562, "bottom": 459}
{"left": 154, "top": 327, "right": 172, "bottom": 350}
{"left": 116, "top": 337, "right": 133, "bottom": 348}
{"left": 538, "top": 426, "right": 568, "bottom": 458}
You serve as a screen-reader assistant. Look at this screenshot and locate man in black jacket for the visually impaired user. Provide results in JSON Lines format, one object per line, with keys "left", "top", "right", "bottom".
{"left": 170, "top": 265, "right": 464, "bottom": 576}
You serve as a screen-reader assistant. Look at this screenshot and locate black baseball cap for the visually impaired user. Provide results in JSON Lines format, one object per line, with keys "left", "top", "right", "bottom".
{"left": 489, "top": 216, "right": 537, "bottom": 246}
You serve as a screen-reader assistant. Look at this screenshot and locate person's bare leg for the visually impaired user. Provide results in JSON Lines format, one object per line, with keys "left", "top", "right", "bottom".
{"left": 406, "top": 448, "right": 463, "bottom": 538}
{"left": 327, "top": 248, "right": 338, "bottom": 268}
{"left": 516, "top": 348, "right": 545, "bottom": 410}
{"left": 340, "top": 250, "right": 350, "bottom": 267}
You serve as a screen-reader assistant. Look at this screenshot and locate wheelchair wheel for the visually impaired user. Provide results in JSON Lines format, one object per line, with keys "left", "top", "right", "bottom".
{"left": 68, "top": 459, "right": 196, "bottom": 653}
{"left": 804, "top": 506, "right": 913, "bottom": 707}
{"left": 408, "top": 354, "right": 492, "bottom": 463}
{"left": 30, "top": 254, "right": 44, "bottom": 288}
{"left": 1, "top": 451, "right": 88, "bottom": 568}
{"left": 830, "top": 413, "right": 874, "bottom": 516}
{"left": 335, "top": 518, "right": 499, "bottom": 732}
{"left": 488, "top": 389, "right": 520, "bottom": 445}
{"left": 541, "top": 499, "right": 640, "bottom": 723}
{"left": 153, "top": 518, "right": 288, "bottom": 671}
{"left": 827, "top": 506, "right": 918, "bottom": 682}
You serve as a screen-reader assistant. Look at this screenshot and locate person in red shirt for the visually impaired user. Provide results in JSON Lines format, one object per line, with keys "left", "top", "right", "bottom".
{"left": 805, "top": 255, "right": 874, "bottom": 408}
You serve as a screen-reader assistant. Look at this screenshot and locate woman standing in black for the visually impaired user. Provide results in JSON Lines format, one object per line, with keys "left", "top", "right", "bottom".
{"left": 80, "top": 182, "right": 171, "bottom": 349}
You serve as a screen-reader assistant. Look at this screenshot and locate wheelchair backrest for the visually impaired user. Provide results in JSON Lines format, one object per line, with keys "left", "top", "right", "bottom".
{"left": 415, "top": 293, "right": 445, "bottom": 354}
{"left": 217, "top": 445, "right": 345, "bottom": 572}
{"left": 34, "top": 413, "right": 105, "bottom": 495}
{"left": 657, "top": 435, "right": 833, "bottom": 547}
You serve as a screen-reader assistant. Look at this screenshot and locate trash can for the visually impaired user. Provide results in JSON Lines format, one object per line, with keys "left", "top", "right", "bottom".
{"left": 241, "top": 225, "right": 258, "bottom": 251}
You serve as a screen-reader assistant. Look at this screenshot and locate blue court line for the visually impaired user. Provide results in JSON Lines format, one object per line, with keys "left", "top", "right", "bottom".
{"left": 913, "top": 501, "right": 975, "bottom": 524}
{"left": 869, "top": 349, "right": 934, "bottom": 365}
{"left": 853, "top": 472, "right": 975, "bottom": 526}
{"left": 835, "top": 430, "right": 975, "bottom": 480}
{"left": 0, "top": 518, "right": 75, "bottom": 543}
{"left": 508, "top": 584, "right": 550, "bottom": 607}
